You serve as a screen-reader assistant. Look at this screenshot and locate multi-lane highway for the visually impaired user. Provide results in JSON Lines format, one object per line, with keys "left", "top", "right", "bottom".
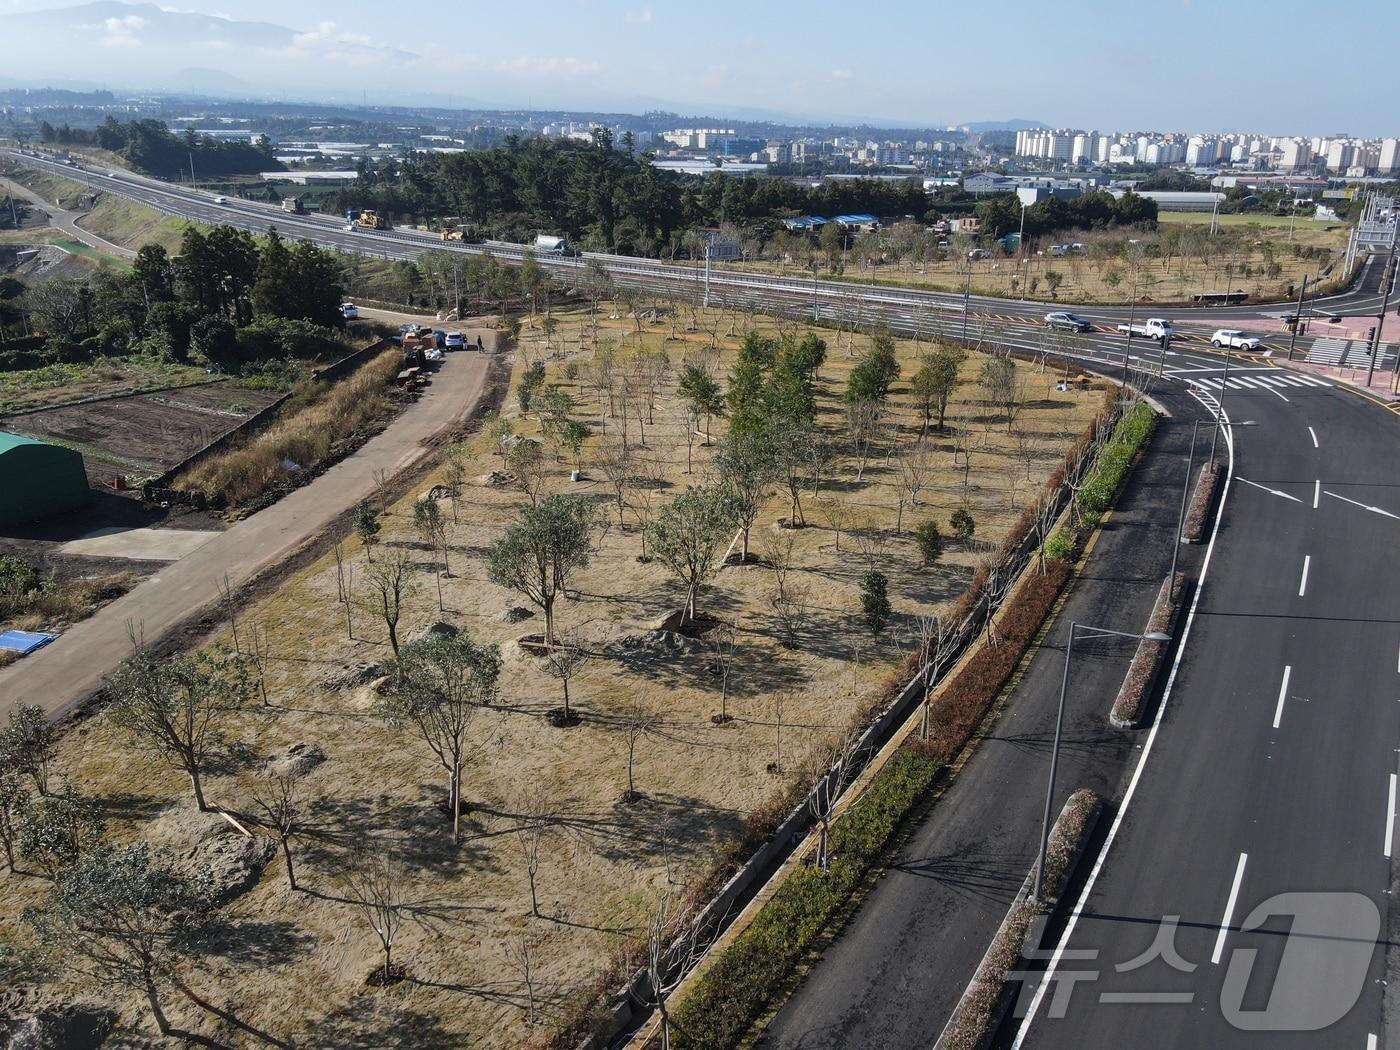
{"left": 9, "top": 149, "right": 1400, "bottom": 1047}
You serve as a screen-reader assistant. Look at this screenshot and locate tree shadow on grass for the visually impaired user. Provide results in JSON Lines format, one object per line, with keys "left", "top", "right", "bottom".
{"left": 304, "top": 999, "right": 468, "bottom": 1050}
{"left": 197, "top": 918, "right": 318, "bottom": 968}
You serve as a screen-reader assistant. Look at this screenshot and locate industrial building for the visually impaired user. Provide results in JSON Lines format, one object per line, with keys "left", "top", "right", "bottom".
{"left": 0, "top": 432, "right": 91, "bottom": 527}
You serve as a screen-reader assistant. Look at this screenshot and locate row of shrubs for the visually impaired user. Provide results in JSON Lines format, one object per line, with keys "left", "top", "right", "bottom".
{"left": 175, "top": 349, "right": 402, "bottom": 509}
{"left": 1182, "top": 461, "right": 1222, "bottom": 543}
{"left": 1109, "top": 572, "right": 1184, "bottom": 729}
{"left": 667, "top": 746, "right": 943, "bottom": 1049}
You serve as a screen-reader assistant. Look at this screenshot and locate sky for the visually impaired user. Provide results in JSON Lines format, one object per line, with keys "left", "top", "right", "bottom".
{"left": 4, "top": 0, "right": 1395, "bottom": 136}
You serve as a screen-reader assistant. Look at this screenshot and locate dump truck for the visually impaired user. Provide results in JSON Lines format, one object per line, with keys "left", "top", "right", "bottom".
{"left": 347, "top": 209, "right": 390, "bottom": 231}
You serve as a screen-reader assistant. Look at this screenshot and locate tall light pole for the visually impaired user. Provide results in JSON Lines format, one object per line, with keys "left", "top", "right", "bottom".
{"left": 1365, "top": 244, "right": 1396, "bottom": 388}
{"left": 1170, "top": 420, "right": 1200, "bottom": 586}
{"left": 1286, "top": 274, "right": 1308, "bottom": 361}
{"left": 1035, "top": 622, "right": 1171, "bottom": 901}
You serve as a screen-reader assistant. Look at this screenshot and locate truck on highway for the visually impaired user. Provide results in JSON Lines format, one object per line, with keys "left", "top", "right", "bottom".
{"left": 1117, "top": 318, "right": 1173, "bottom": 342}
{"left": 534, "top": 234, "right": 574, "bottom": 255}
{"left": 281, "top": 196, "right": 305, "bottom": 214}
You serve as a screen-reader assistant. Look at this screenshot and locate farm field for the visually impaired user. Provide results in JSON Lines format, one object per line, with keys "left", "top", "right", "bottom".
{"left": 0, "top": 356, "right": 213, "bottom": 415}
{"left": 0, "top": 301, "right": 1115, "bottom": 1048}
{"left": 8, "top": 382, "right": 284, "bottom": 488}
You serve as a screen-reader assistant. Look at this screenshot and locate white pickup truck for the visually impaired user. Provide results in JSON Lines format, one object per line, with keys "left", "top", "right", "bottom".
{"left": 1117, "top": 318, "right": 1173, "bottom": 342}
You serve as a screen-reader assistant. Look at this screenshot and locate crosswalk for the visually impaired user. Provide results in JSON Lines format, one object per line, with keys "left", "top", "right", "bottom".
{"left": 1186, "top": 371, "right": 1333, "bottom": 392}
{"left": 1305, "top": 336, "right": 1393, "bottom": 370}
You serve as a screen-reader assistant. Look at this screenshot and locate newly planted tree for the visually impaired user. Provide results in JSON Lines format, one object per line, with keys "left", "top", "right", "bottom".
{"left": 716, "top": 428, "right": 778, "bottom": 561}
{"left": 646, "top": 484, "right": 738, "bottom": 625}
{"left": 0, "top": 703, "right": 55, "bottom": 796}
{"left": 363, "top": 546, "right": 414, "bottom": 657}
{"left": 860, "top": 571, "right": 891, "bottom": 638}
{"left": 487, "top": 495, "right": 594, "bottom": 647}
{"left": 342, "top": 842, "right": 408, "bottom": 985}
{"left": 24, "top": 844, "right": 223, "bottom": 1041}
{"left": 252, "top": 772, "right": 304, "bottom": 891}
{"left": 107, "top": 648, "right": 250, "bottom": 811}
{"left": 384, "top": 631, "right": 501, "bottom": 841}
{"left": 543, "top": 631, "right": 590, "bottom": 726}
{"left": 353, "top": 499, "right": 381, "bottom": 560}
{"left": 18, "top": 783, "right": 105, "bottom": 877}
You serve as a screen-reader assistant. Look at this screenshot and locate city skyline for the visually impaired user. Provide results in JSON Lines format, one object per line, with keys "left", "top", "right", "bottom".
{"left": 4, "top": 0, "right": 1398, "bottom": 136}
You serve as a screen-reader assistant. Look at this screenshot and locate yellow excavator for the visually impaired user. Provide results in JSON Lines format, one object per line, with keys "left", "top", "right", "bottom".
{"left": 439, "top": 223, "right": 482, "bottom": 243}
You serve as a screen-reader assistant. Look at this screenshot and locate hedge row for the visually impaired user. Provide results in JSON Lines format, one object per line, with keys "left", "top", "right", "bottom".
{"left": 668, "top": 747, "right": 942, "bottom": 1049}
{"left": 1108, "top": 573, "right": 1183, "bottom": 729}
{"left": 1182, "top": 461, "right": 1221, "bottom": 543}
{"left": 1076, "top": 402, "right": 1156, "bottom": 518}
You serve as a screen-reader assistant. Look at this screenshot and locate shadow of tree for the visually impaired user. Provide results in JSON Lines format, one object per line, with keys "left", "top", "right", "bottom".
{"left": 197, "top": 918, "right": 318, "bottom": 968}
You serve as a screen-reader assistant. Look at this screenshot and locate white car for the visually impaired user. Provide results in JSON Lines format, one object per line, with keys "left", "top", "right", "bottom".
{"left": 339, "top": 303, "right": 359, "bottom": 321}
{"left": 444, "top": 331, "right": 465, "bottom": 350}
{"left": 213, "top": 195, "right": 227, "bottom": 204}
{"left": 1211, "top": 329, "right": 1261, "bottom": 351}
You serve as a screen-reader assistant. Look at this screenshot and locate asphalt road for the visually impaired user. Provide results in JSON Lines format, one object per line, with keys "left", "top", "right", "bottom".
{"left": 760, "top": 386, "right": 1209, "bottom": 1050}
{"left": 1003, "top": 367, "right": 1400, "bottom": 1048}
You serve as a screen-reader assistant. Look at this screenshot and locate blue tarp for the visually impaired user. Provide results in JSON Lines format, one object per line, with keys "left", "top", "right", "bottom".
{"left": 0, "top": 630, "right": 58, "bottom": 655}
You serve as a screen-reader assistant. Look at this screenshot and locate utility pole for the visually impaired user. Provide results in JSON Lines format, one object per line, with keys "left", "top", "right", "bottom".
{"left": 962, "top": 272, "right": 971, "bottom": 342}
{"left": 188, "top": 150, "right": 196, "bottom": 187}
{"left": 1286, "top": 274, "right": 1308, "bottom": 361}
{"left": 703, "top": 240, "right": 712, "bottom": 309}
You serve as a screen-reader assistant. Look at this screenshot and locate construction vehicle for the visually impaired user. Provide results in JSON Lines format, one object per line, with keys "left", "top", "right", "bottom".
{"left": 439, "top": 223, "right": 482, "bottom": 243}
{"left": 346, "top": 208, "right": 390, "bottom": 231}
{"left": 281, "top": 196, "right": 305, "bottom": 214}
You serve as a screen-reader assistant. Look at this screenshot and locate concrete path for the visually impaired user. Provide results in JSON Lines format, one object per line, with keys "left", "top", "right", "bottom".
{"left": 0, "top": 341, "right": 495, "bottom": 720}
{"left": 0, "top": 175, "right": 137, "bottom": 260}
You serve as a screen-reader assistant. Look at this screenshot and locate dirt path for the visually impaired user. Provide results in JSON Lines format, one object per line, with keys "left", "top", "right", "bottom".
{"left": 0, "top": 335, "right": 497, "bottom": 719}
{"left": 0, "top": 175, "right": 137, "bottom": 260}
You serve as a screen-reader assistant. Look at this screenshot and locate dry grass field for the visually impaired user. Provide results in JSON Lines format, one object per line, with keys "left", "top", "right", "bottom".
{"left": 1, "top": 302, "right": 1112, "bottom": 1048}
{"left": 719, "top": 220, "right": 1348, "bottom": 306}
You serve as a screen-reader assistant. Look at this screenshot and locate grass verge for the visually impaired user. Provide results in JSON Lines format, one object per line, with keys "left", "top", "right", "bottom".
{"left": 174, "top": 349, "right": 402, "bottom": 510}
{"left": 668, "top": 745, "right": 942, "bottom": 1049}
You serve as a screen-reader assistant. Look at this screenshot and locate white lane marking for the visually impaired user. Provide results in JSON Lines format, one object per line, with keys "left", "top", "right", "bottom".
{"left": 1213, "top": 853, "right": 1249, "bottom": 965}
{"left": 1388, "top": 776, "right": 1398, "bottom": 859}
{"left": 1238, "top": 477, "right": 1304, "bottom": 503}
{"left": 1010, "top": 390, "right": 1237, "bottom": 1047}
{"left": 1298, "top": 556, "right": 1310, "bottom": 597}
{"left": 1309, "top": 426, "right": 1319, "bottom": 447}
{"left": 1368, "top": 1034, "right": 1378, "bottom": 1050}
{"left": 1324, "top": 490, "right": 1400, "bottom": 521}
{"left": 1272, "top": 388, "right": 1291, "bottom": 403}
{"left": 1274, "top": 665, "right": 1292, "bottom": 729}
{"left": 1314, "top": 480, "right": 1321, "bottom": 509}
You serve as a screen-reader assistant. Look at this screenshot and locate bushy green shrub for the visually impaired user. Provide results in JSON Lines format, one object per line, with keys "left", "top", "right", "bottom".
{"left": 1044, "top": 528, "right": 1077, "bottom": 563}
{"left": 671, "top": 748, "right": 941, "bottom": 1049}
{"left": 913, "top": 521, "right": 943, "bottom": 566}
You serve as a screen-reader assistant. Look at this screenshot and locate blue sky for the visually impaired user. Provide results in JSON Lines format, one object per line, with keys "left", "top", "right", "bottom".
{"left": 7, "top": 0, "right": 1395, "bottom": 135}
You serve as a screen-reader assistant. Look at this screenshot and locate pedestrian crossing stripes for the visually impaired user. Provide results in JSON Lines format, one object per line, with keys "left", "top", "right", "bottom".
{"left": 1190, "top": 372, "right": 1333, "bottom": 391}
{"left": 1305, "top": 336, "right": 1392, "bottom": 370}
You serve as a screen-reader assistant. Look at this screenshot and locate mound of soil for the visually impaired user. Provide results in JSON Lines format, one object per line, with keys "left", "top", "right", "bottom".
{"left": 499, "top": 606, "right": 535, "bottom": 624}
{"left": 263, "top": 742, "right": 326, "bottom": 779}
{"left": 150, "top": 807, "right": 276, "bottom": 906}
{"left": 319, "top": 663, "right": 380, "bottom": 691}
{"left": 409, "top": 621, "right": 458, "bottom": 645}
{"left": 606, "top": 629, "right": 704, "bottom": 663}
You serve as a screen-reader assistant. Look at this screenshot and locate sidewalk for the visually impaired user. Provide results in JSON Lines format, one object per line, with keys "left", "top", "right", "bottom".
{"left": 0, "top": 343, "right": 494, "bottom": 720}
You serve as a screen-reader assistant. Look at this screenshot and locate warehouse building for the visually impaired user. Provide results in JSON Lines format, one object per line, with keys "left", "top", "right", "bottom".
{"left": 0, "top": 432, "right": 90, "bottom": 527}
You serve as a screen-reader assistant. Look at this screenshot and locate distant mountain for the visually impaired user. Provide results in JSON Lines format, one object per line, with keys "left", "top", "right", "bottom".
{"left": 958, "top": 118, "right": 1049, "bottom": 132}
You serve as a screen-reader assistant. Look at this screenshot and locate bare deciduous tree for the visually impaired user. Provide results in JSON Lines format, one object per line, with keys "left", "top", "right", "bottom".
{"left": 619, "top": 698, "right": 657, "bottom": 803}
{"left": 342, "top": 842, "right": 407, "bottom": 984}
{"left": 252, "top": 772, "right": 303, "bottom": 891}
{"left": 708, "top": 620, "right": 738, "bottom": 724}
{"left": 808, "top": 728, "right": 862, "bottom": 871}
{"left": 543, "top": 631, "right": 590, "bottom": 725}
{"left": 362, "top": 547, "right": 414, "bottom": 657}
{"left": 817, "top": 496, "right": 853, "bottom": 553}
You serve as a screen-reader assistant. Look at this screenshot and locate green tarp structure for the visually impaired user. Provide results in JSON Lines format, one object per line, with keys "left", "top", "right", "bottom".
{"left": 0, "top": 431, "right": 91, "bottom": 527}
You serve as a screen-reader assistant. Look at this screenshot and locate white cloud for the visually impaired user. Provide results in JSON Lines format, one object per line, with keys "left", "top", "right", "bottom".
{"left": 830, "top": 69, "right": 853, "bottom": 81}
{"left": 495, "top": 55, "right": 602, "bottom": 77}
{"left": 101, "top": 14, "right": 145, "bottom": 47}
{"left": 625, "top": 6, "right": 653, "bottom": 24}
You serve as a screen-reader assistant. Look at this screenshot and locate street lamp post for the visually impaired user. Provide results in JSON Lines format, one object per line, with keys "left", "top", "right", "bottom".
{"left": 1286, "top": 274, "right": 1308, "bottom": 361}
{"left": 1035, "top": 621, "right": 1172, "bottom": 901}
{"left": 1170, "top": 420, "right": 1200, "bottom": 586}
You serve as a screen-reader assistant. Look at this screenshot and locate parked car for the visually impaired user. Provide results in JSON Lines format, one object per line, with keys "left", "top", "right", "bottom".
{"left": 444, "top": 331, "right": 465, "bottom": 350}
{"left": 967, "top": 248, "right": 990, "bottom": 261}
{"left": 1211, "top": 329, "right": 1262, "bottom": 351}
{"left": 1048, "top": 244, "right": 1070, "bottom": 257}
{"left": 339, "top": 302, "right": 359, "bottom": 320}
{"left": 1044, "top": 311, "right": 1093, "bottom": 333}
